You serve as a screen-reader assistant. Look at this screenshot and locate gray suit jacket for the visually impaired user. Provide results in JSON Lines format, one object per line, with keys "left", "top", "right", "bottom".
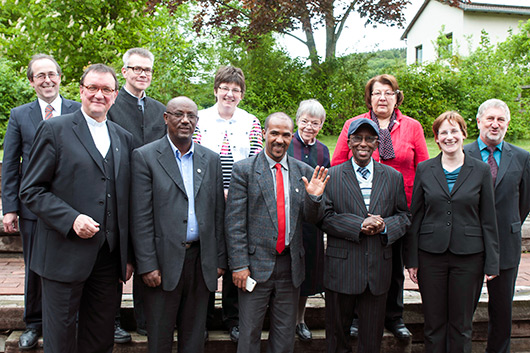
{"left": 2, "top": 98, "right": 81, "bottom": 220}
{"left": 19, "top": 110, "right": 133, "bottom": 282}
{"left": 318, "top": 160, "right": 410, "bottom": 296}
{"left": 464, "top": 141, "right": 530, "bottom": 269}
{"left": 131, "top": 138, "right": 226, "bottom": 292}
{"left": 225, "top": 151, "right": 318, "bottom": 288}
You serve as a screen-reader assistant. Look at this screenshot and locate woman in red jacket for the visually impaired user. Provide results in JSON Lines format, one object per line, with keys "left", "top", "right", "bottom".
{"left": 331, "top": 74, "right": 429, "bottom": 339}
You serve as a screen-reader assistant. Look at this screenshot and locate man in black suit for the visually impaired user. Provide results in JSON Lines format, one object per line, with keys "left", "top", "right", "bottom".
{"left": 318, "top": 118, "right": 410, "bottom": 352}
{"left": 107, "top": 47, "right": 166, "bottom": 341}
{"left": 131, "top": 96, "right": 226, "bottom": 352}
{"left": 464, "top": 99, "right": 530, "bottom": 353}
{"left": 20, "top": 64, "right": 133, "bottom": 353}
{"left": 1, "top": 53, "right": 80, "bottom": 350}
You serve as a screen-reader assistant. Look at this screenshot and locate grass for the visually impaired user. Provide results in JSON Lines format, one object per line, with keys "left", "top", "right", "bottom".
{"left": 318, "top": 136, "right": 530, "bottom": 158}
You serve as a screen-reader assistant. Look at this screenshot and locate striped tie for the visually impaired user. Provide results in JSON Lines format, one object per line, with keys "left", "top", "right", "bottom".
{"left": 44, "top": 104, "right": 53, "bottom": 120}
{"left": 357, "top": 167, "right": 370, "bottom": 180}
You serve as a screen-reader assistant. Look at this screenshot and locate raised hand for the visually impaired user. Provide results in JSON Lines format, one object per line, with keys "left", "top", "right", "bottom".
{"left": 302, "top": 166, "right": 330, "bottom": 196}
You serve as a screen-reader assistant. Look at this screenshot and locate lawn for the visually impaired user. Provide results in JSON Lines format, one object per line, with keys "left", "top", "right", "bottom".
{"left": 318, "top": 135, "right": 530, "bottom": 158}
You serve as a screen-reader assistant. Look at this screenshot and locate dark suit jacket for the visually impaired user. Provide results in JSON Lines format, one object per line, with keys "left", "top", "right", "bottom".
{"left": 2, "top": 98, "right": 81, "bottom": 220}
{"left": 464, "top": 141, "right": 530, "bottom": 269}
{"left": 318, "top": 160, "right": 410, "bottom": 296}
{"left": 107, "top": 87, "right": 166, "bottom": 149}
{"left": 225, "top": 151, "right": 318, "bottom": 288}
{"left": 131, "top": 138, "right": 226, "bottom": 292}
{"left": 19, "top": 110, "right": 133, "bottom": 282}
{"left": 405, "top": 153, "right": 499, "bottom": 275}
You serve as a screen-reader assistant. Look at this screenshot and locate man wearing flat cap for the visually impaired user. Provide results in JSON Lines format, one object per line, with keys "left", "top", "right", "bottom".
{"left": 317, "top": 118, "right": 410, "bottom": 352}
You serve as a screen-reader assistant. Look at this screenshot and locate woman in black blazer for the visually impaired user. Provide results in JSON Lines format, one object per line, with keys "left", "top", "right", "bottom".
{"left": 405, "top": 111, "right": 499, "bottom": 353}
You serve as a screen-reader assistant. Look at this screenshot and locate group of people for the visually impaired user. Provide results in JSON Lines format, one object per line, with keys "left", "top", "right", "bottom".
{"left": 1, "top": 48, "right": 528, "bottom": 353}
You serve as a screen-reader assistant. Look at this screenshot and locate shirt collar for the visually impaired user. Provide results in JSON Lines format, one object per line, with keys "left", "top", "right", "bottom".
{"left": 295, "top": 130, "right": 316, "bottom": 146}
{"left": 477, "top": 137, "right": 503, "bottom": 152}
{"left": 81, "top": 108, "right": 107, "bottom": 127}
{"left": 38, "top": 95, "right": 62, "bottom": 113}
{"left": 352, "top": 158, "right": 374, "bottom": 175}
{"left": 264, "top": 152, "right": 289, "bottom": 171}
{"left": 167, "top": 135, "right": 195, "bottom": 159}
{"left": 124, "top": 86, "right": 146, "bottom": 101}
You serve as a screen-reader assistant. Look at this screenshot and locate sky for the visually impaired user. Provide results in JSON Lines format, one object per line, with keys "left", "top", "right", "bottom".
{"left": 277, "top": 0, "right": 528, "bottom": 59}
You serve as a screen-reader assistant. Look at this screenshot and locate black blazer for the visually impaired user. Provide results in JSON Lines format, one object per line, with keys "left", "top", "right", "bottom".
{"left": 131, "top": 138, "right": 226, "bottom": 292}
{"left": 2, "top": 98, "right": 81, "bottom": 220}
{"left": 19, "top": 110, "right": 133, "bottom": 282}
{"left": 405, "top": 153, "right": 499, "bottom": 275}
{"left": 464, "top": 141, "right": 530, "bottom": 269}
{"left": 318, "top": 160, "right": 410, "bottom": 296}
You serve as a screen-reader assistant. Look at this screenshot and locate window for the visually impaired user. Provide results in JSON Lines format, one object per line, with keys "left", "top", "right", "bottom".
{"left": 415, "top": 45, "right": 423, "bottom": 64}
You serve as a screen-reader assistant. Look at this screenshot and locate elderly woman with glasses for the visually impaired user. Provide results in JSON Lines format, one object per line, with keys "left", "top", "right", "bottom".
{"left": 193, "top": 65, "right": 262, "bottom": 342}
{"left": 286, "top": 99, "right": 330, "bottom": 342}
{"left": 331, "top": 74, "right": 429, "bottom": 339}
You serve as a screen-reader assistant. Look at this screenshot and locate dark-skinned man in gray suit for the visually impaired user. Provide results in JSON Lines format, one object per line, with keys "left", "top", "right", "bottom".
{"left": 318, "top": 118, "right": 410, "bottom": 353}
{"left": 20, "top": 64, "right": 133, "bottom": 353}
{"left": 464, "top": 99, "right": 530, "bottom": 353}
{"left": 131, "top": 96, "right": 226, "bottom": 353}
{"left": 226, "top": 112, "right": 329, "bottom": 353}
{"left": 2, "top": 53, "right": 80, "bottom": 350}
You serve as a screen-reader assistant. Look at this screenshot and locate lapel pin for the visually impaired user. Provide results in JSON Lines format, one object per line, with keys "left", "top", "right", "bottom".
{"left": 115, "top": 147, "right": 119, "bottom": 152}
{"left": 295, "top": 188, "right": 299, "bottom": 193}
{"left": 197, "top": 168, "right": 202, "bottom": 174}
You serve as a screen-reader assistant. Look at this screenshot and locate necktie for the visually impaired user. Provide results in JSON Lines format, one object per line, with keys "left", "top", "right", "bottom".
{"left": 275, "top": 163, "right": 286, "bottom": 254}
{"left": 357, "top": 166, "right": 370, "bottom": 180}
{"left": 44, "top": 104, "right": 53, "bottom": 120}
{"left": 487, "top": 146, "right": 498, "bottom": 185}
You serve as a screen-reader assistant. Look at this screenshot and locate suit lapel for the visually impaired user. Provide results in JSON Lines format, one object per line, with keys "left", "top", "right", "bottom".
{"left": 288, "top": 157, "right": 303, "bottom": 240}
{"left": 342, "top": 160, "right": 368, "bottom": 214}
{"left": 107, "top": 122, "right": 122, "bottom": 180}
{"left": 192, "top": 144, "right": 206, "bottom": 198}
{"left": 71, "top": 111, "right": 105, "bottom": 173}
{"left": 496, "top": 142, "right": 512, "bottom": 187}
{"left": 430, "top": 154, "right": 451, "bottom": 197}
{"left": 369, "top": 162, "right": 384, "bottom": 213}
{"left": 29, "top": 100, "right": 44, "bottom": 130}
{"left": 256, "top": 153, "right": 279, "bottom": 231}
{"left": 157, "top": 139, "right": 186, "bottom": 195}
{"left": 450, "top": 156, "right": 473, "bottom": 195}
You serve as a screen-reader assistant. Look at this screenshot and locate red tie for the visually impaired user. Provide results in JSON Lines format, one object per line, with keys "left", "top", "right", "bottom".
{"left": 44, "top": 104, "right": 53, "bottom": 120}
{"left": 275, "top": 163, "right": 286, "bottom": 254}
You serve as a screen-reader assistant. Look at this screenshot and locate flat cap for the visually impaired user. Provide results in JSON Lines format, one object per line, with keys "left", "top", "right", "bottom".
{"left": 347, "top": 118, "right": 379, "bottom": 137}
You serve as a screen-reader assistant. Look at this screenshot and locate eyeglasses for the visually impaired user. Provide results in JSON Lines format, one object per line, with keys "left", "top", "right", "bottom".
{"left": 166, "top": 111, "right": 198, "bottom": 120}
{"left": 33, "top": 72, "right": 60, "bottom": 81}
{"left": 126, "top": 66, "right": 154, "bottom": 76}
{"left": 371, "top": 90, "right": 399, "bottom": 98}
{"left": 218, "top": 86, "right": 242, "bottom": 94}
{"left": 298, "top": 119, "right": 322, "bottom": 129}
{"left": 350, "top": 135, "right": 378, "bottom": 144}
{"left": 81, "top": 84, "right": 116, "bottom": 96}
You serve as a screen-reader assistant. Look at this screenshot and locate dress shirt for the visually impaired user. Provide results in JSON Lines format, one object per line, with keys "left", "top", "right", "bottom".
{"left": 123, "top": 86, "right": 146, "bottom": 112}
{"left": 38, "top": 96, "right": 63, "bottom": 119}
{"left": 478, "top": 138, "right": 502, "bottom": 166}
{"left": 81, "top": 109, "right": 110, "bottom": 157}
{"left": 167, "top": 136, "right": 199, "bottom": 242}
{"left": 264, "top": 153, "right": 291, "bottom": 247}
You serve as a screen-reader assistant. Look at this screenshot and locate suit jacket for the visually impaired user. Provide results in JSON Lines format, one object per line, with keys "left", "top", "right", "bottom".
{"left": 131, "top": 138, "right": 226, "bottom": 292}
{"left": 317, "top": 160, "right": 410, "bottom": 296}
{"left": 464, "top": 141, "right": 530, "bottom": 269}
{"left": 405, "top": 153, "right": 499, "bottom": 275}
{"left": 225, "top": 151, "right": 318, "bottom": 288}
{"left": 107, "top": 87, "right": 166, "bottom": 149}
{"left": 19, "top": 110, "right": 133, "bottom": 282}
{"left": 2, "top": 98, "right": 81, "bottom": 220}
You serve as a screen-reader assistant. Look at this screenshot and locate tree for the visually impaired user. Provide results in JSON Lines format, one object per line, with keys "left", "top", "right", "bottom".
{"left": 147, "top": 0, "right": 414, "bottom": 67}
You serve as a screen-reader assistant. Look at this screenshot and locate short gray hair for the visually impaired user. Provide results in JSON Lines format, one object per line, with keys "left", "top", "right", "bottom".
{"left": 477, "top": 99, "right": 511, "bottom": 122}
{"left": 296, "top": 99, "right": 326, "bottom": 123}
{"left": 27, "top": 54, "right": 62, "bottom": 81}
{"left": 122, "top": 48, "right": 154, "bottom": 68}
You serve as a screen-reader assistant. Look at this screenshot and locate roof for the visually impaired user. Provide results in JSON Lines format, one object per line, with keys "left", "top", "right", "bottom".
{"left": 401, "top": 0, "right": 530, "bottom": 40}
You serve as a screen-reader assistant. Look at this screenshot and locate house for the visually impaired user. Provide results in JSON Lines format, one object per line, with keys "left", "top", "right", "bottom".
{"left": 401, "top": 0, "right": 530, "bottom": 65}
